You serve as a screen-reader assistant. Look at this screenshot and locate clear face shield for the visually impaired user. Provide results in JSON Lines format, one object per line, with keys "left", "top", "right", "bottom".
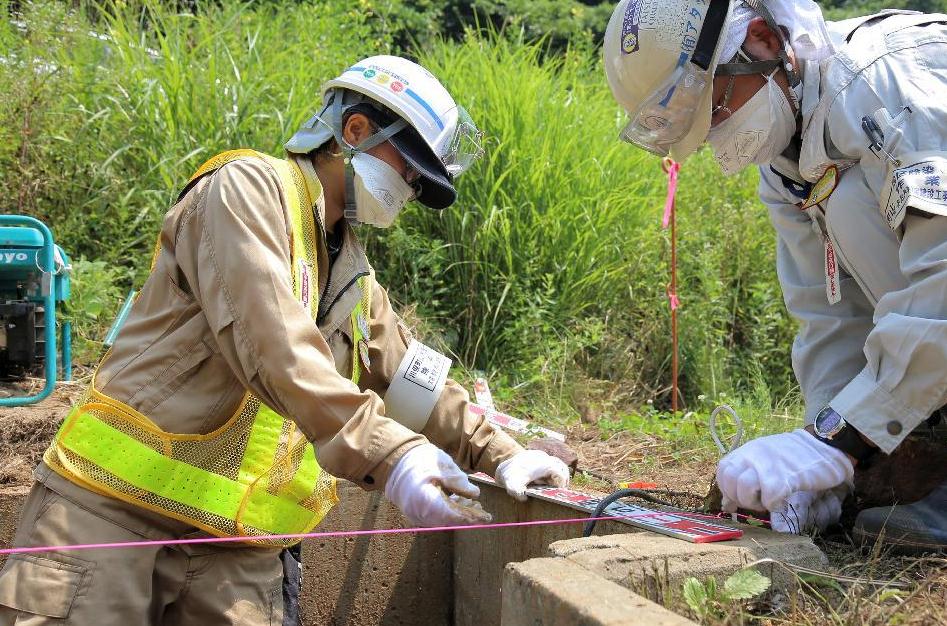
{"left": 619, "top": 0, "right": 731, "bottom": 157}
{"left": 620, "top": 62, "right": 712, "bottom": 157}
{"left": 441, "top": 106, "right": 484, "bottom": 177}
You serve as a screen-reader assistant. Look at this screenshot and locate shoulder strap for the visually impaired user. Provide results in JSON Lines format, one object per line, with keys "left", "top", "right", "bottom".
{"left": 177, "top": 149, "right": 266, "bottom": 202}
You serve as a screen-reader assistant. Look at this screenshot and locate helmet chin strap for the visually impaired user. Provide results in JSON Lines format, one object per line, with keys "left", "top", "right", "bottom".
{"left": 323, "top": 92, "right": 408, "bottom": 223}
{"left": 715, "top": 0, "right": 801, "bottom": 91}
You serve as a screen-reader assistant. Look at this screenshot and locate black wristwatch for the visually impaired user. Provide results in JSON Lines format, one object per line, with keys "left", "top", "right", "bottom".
{"left": 813, "top": 406, "right": 878, "bottom": 463}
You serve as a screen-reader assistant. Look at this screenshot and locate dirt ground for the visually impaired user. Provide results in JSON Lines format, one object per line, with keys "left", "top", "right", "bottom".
{"left": 0, "top": 378, "right": 83, "bottom": 493}
{"left": 1, "top": 381, "right": 945, "bottom": 624}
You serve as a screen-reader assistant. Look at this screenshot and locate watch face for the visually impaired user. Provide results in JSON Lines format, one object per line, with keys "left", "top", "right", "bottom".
{"left": 815, "top": 408, "right": 844, "bottom": 438}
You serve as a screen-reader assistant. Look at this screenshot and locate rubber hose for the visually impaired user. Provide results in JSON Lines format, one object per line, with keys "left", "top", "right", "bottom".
{"left": 582, "top": 488, "right": 677, "bottom": 537}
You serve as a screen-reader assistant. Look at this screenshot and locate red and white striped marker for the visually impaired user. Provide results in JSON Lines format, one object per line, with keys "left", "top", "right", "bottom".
{"left": 469, "top": 403, "right": 566, "bottom": 442}
{"left": 470, "top": 473, "right": 742, "bottom": 544}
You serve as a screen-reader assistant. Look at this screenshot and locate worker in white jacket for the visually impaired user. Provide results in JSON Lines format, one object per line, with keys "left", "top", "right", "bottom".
{"left": 603, "top": 0, "right": 947, "bottom": 552}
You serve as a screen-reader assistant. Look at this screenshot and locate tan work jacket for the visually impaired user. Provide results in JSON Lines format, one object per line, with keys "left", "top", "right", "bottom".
{"left": 37, "top": 153, "right": 520, "bottom": 531}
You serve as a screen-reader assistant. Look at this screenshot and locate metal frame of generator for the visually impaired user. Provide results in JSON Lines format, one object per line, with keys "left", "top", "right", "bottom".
{"left": 0, "top": 215, "right": 72, "bottom": 406}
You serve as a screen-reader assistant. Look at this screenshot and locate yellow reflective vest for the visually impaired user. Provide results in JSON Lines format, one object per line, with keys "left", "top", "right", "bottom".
{"left": 44, "top": 150, "right": 371, "bottom": 546}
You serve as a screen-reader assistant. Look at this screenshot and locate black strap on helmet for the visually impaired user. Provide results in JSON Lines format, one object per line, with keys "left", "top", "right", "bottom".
{"left": 692, "top": 0, "right": 731, "bottom": 70}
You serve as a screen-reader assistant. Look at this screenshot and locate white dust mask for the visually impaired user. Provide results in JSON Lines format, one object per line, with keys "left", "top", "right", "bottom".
{"left": 351, "top": 152, "right": 415, "bottom": 228}
{"left": 706, "top": 70, "right": 797, "bottom": 176}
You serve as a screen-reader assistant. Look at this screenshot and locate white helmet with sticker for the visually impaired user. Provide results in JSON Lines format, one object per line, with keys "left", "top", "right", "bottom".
{"left": 604, "top": 0, "right": 812, "bottom": 161}
{"left": 603, "top": 0, "right": 734, "bottom": 160}
{"left": 286, "top": 55, "right": 483, "bottom": 211}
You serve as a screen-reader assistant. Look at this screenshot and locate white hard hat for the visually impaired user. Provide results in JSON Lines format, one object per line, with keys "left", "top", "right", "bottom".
{"left": 603, "top": 0, "right": 799, "bottom": 161}
{"left": 286, "top": 55, "right": 483, "bottom": 211}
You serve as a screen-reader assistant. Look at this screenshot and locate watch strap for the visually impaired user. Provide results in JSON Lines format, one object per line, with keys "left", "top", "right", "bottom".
{"left": 816, "top": 423, "right": 877, "bottom": 463}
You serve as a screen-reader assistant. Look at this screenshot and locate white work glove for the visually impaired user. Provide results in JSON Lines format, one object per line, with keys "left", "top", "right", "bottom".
{"left": 385, "top": 443, "right": 492, "bottom": 527}
{"left": 494, "top": 449, "right": 570, "bottom": 502}
{"left": 769, "top": 486, "right": 848, "bottom": 534}
{"left": 716, "top": 429, "right": 854, "bottom": 515}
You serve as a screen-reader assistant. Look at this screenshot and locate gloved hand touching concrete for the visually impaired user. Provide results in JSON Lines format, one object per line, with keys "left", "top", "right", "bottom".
{"left": 769, "top": 486, "right": 848, "bottom": 534}
{"left": 495, "top": 449, "right": 570, "bottom": 502}
{"left": 385, "top": 443, "right": 492, "bottom": 527}
{"left": 716, "top": 429, "right": 854, "bottom": 518}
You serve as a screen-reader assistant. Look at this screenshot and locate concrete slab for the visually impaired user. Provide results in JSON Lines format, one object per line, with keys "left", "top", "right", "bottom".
{"left": 454, "top": 478, "right": 633, "bottom": 626}
{"left": 502, "top": 557, "right": 696, "bottom": 626}
{"left": 547, "top": 523, "right": 828, "bottom": 592}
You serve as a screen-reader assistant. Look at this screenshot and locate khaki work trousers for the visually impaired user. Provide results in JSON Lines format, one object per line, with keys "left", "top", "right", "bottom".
{"left": 0, "top": 483, "right": 284, "bottom": 625}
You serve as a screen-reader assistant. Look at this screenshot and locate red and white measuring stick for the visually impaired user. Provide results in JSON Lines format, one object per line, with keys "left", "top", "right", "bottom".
{"left": 470, "top": 378, "right": 565, "bottom": 441}
{"left": 470, "top": 473, "right": 743, "bottom": 544}
{"left": 468, "top": 403, "right": 566, "bottom": 442}
{"left": 473, "top": 377, "right": 497, "bottom": 410}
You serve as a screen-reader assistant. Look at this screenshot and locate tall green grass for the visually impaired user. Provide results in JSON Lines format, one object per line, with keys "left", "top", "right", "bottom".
{"left": 1, "top": 1, "right": 801, "bottom": 423}
{"left": 368, "top": 33, "right": 799, "bottom": 415}
{"left": 1, "top": 0, "right": 385, "bottom": 284}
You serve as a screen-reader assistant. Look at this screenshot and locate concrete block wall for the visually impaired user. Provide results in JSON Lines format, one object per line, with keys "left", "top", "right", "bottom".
{"left": 0, "top": 479, "right": 829, "bottom": 626}
{"left": 546, "top": 525, "right": 828, "bottom": 592}
{"left": 454, "top": 480, "right": 634, "bottom": 626}
{"left": 497, "top": 518, "right": 828, "bottom": 626}
{"left": 502, "top": 558, "right": 696, "bottom": 626}
{"left": 300, "top": 481, "right": 453, "bottom": 625}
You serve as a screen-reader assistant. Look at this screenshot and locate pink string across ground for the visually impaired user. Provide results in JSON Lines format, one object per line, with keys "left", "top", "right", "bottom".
{"left": 0, "top": 514, "right": 630, "bottom": 556}
{"left": 0, "top": 509, "right": 767, "bottom": 556}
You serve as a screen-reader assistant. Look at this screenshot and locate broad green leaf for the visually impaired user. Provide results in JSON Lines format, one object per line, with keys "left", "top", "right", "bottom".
{"left": 724, "top": 569, "right": 771, "bottom": 600}
{"left": 682, "top": 577, "right": 708, "bottom": 615}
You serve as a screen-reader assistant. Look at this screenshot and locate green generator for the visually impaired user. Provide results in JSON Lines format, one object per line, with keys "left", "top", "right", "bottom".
{"left": 0, "top": 215, "right": 72, "bottom": 406}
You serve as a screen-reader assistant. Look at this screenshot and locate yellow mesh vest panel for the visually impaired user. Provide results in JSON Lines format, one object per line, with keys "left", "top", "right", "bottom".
{"left": 44, "top": 150, "right": 373, "bottom": 547}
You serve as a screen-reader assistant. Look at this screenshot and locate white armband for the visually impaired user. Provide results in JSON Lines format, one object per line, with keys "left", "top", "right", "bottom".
{"left": 383, "top": 339, "right": 451, "bottom": 432}
{"left": 881, "top": 151, "right": 947, "bottom": 230}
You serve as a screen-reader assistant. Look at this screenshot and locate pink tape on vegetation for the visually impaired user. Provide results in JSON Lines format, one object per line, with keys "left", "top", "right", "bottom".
{"left": 0, "top": 514, "right": 626, "bottom": 556}
{"left": 661, "top": 159, "right": 680, "bottom": 229}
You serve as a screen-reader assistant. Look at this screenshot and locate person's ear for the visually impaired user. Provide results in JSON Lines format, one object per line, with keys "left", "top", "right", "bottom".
{"left": 343, "top": 113, "right": 373, "bottom": 146}
{"left": 743, "top": 16, "right": 782, "bottom": 61}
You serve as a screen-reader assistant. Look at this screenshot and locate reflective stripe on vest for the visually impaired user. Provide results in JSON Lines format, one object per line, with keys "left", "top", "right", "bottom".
{"left": 43, "top": 150, "right": 372, "bottom": 546}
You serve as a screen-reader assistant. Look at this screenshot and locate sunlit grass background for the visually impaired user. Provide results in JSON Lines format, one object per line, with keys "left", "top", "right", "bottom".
{"left": 2, "top": 0, "right": 801, "bottom": 443}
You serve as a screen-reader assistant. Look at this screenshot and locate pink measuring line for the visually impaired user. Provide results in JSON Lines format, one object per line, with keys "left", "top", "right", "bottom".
{"left": 661, "top": 158, "right": 681, "bottom": 313}
{"left": 0, "top": 510, "right": 768, "bottom": 556}
{"left": 0, "top": 514, "right": 628, "bottom": 556}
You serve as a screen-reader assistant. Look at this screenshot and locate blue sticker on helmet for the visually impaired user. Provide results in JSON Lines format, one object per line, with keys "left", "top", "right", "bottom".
{"left": 405, "top": 88, "right": 445, "bottom": 131}
{"left": 621, "top": 0, "right": 642, "bottom": 55}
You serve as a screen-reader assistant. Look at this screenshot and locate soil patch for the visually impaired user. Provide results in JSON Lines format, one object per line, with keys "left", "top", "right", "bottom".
{"left": 570, "top": 426, "right": 714, "bottom": 490}
{"left": 0, "top": 379, "right": 81, "bottom": 491}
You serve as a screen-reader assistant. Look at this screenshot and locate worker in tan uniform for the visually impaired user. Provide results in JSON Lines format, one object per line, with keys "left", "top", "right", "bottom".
{"left": 0, "top": 55, "right": 569, "bottom": 625}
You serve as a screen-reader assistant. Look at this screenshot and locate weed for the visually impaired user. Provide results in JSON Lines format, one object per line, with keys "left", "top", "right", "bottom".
{"left": 682, "top": 569, "right": 772, "bottom": 622}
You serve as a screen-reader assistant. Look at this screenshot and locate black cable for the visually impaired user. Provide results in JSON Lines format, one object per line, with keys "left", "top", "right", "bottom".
{"left": 582, "top": 488, "right": 679, "bottom": 538}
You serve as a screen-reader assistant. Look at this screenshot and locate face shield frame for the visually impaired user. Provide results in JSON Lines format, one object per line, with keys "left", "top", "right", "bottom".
{"left": 441, "top": 105, "right": 484, "bottom": 177}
